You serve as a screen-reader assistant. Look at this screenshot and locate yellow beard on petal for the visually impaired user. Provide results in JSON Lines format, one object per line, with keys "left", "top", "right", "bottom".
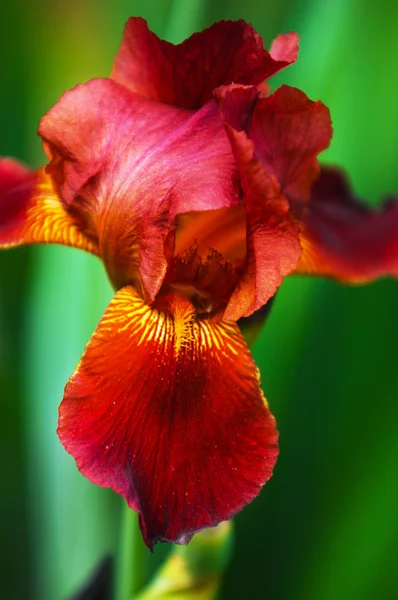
{"left": 167, "top": 295, "right": 196, "bottom": 357}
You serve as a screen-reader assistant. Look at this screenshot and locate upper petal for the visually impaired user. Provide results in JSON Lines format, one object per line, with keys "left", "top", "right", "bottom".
{"left": 217, "top": 86, "right": 302, "bottom": 320}
{"left": 296, "top": 166, "right": 398, "bottom": 281}
{"left": 250, "top": 85, "right": 332, "bottom": 207}
{"left": 58, "top": 286, "right": 278, "bottom": 549}
{"left": 39, "top": 78, "right": 238, "bottom": 300}
{"left": 225, "top": 130, "right": 302, "bottom": 320}
{"left": 0, "top": 158, "right": 98, "bottom": 253}
{"left": 111, "top": 18, "right": 299, "bottom": 110}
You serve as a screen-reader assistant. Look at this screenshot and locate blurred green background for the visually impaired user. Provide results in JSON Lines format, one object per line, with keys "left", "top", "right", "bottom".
{"left": 1, "top": 0, "right": 397, "bottom": 599}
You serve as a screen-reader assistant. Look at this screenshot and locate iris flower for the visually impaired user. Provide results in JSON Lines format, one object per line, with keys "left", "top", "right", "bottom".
{"left": 1, "top": 19, "right": 397, "bottom": 549}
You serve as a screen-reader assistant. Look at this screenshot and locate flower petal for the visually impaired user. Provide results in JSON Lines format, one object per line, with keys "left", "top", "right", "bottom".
{"left": 250, "top": 85, "right": 332, "bottom": 206}
{"left": 111, "top": 18, "right": 298, "bottom": 110}
{"left": 296, "top": 166, "right": 398, "bottom": 281}
{"left": 58, "top": 286, "right": 278, "bottom": 549}
{"left": 39, "top": 78, "right": 238, "bottom": 299}
{"left": 270, "top": 32, "right": 299, "bottom": 63}
{"left": 218, "top": 87, "right": 302, "bottom": 320}
{"left": 0, "top": 158, "right": 98, "bottom": 253}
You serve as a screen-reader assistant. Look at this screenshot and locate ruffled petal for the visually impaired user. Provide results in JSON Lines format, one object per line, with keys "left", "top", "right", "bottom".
{"left": 218, "top": 87, "right": 302, "bottom": 320}
{"left": 111, "top": 18, "right": 298, "bottom": 110}
{"left": 0, "top": 158, "right": 98, "bottom": 253}
{"left": 39, "top": 78, "right": 238, "bottom": 299}
{"left": 58, "top": 286, "right": 278, "bottom": 549}
{"left": 296, "top": 166, "right": 398, "bottom": 281}
{"left": 250, "top": 85, "right": 332, "bottom": 206}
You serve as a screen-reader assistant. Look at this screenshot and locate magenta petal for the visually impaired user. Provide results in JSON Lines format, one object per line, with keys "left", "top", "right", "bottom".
{"left": 39, "top": 78, "right": 238, "bottom": 300}
{"left": 270, "top": 32, "right": 299, "bottom": 63}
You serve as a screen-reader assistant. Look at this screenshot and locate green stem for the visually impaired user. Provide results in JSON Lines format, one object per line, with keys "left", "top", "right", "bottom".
{"left": 115, "top": 503, "right": 147, "bottom": 600}
{"left": 136, "top": 522, "right": 233, "bottom": 600}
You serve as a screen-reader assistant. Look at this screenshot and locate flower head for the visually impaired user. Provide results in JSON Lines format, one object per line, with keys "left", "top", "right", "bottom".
{"left": 1, "top": 18, "right": 397, "bottom": 549}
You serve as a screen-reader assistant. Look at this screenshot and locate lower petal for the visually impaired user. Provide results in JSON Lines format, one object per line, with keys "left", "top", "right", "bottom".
{"left": 296, "top": 166, "right": 398, "bottom": 282}
{"left": 58, "top": 287, "right": 278, "bottom": 549}
{"left": 0, "top": 159, "right": 98, "bottom": 253}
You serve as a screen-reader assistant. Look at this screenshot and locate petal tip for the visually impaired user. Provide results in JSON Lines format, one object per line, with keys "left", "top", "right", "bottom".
{"left": 270, "top": 31, "right": 300, "bottom": 64}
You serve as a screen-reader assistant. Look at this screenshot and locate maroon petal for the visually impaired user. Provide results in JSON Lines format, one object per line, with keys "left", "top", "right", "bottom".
{"left": 58, "top": 286, "right": 278, "bottom": 549}
{"left": 297, "top": 166, "right": 398, "bottom": 281}
{"left": 111, "top": 18, "right": 298, "bottom": 110}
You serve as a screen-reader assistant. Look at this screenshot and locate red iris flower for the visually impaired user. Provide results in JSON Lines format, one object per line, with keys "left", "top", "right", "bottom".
{"left": 1, "top": 18, "right": 398, "bottom": 549}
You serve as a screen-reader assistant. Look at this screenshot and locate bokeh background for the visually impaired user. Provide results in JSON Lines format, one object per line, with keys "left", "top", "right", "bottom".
{"left": 1, "top": 1, "right": 398, "bottom": 599}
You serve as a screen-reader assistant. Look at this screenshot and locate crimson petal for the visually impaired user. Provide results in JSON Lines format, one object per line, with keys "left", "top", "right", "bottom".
{"left": 58, "top": 286, "right": 278, "bottom": 549}
{"left": 218, "top": 86, "right": 302, "bottom": 320}
{"left": 297, "top": 166, "right": 398, "bottom": 281}
{"left": 111, "top": 18, "right": 298, "bottom": 110}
